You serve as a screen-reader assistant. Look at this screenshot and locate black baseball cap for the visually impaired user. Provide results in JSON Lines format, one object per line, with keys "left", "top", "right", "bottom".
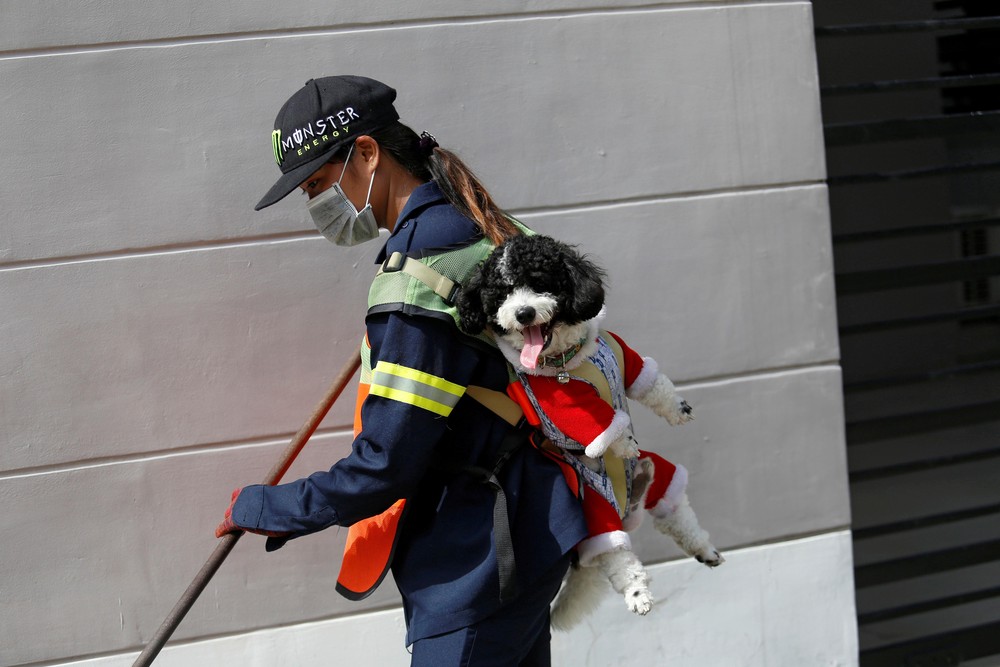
{"left": 255, "top": 76, "right": 400, "bottom": 211}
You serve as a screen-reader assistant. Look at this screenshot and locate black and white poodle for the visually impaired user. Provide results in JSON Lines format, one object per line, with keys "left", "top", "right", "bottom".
{"left": 458, "top": 234, "right": 608, "bottom": 376}
{"left": 457, "top": 233, "right": 722, "bottom": 628}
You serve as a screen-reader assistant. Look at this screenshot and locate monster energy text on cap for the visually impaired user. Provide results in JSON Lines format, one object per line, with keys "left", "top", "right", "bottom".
{"left": 254, "top": 75, "right": 400, "bottom": 211}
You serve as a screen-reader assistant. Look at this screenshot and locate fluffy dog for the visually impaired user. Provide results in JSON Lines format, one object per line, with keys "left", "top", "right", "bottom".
{"left": 457, "top": 234, "right": 723, "bottom": 628}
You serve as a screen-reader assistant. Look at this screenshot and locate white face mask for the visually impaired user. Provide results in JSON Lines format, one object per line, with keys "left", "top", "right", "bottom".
{"left": 307, "top": 143, "right": 380, "bottom": 246}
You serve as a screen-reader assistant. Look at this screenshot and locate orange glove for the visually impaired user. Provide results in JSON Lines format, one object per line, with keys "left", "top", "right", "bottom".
{"left": 215, "top": 488, "right": 244, "bottom": 538}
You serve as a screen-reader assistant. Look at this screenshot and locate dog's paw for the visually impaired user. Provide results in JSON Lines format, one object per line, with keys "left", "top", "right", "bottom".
{"left": 664, "top": 398, "right": 694, "bottom": 426}
{"left": 624, "top": 586, "right": 654, "bottom": 615}
{"left": 695, "top": 548, "right": 725, "bottom": 568}
{"left": 610, "top": 435, "right": 640, "bottom": 459}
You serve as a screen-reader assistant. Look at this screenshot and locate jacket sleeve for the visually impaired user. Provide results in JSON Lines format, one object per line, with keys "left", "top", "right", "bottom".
{"left": 231, "top": 312, "right": 482, "bottom": 538}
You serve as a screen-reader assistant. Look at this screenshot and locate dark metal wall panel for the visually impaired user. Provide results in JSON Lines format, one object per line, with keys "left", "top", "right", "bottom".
{"left": 813, "top": 0, "right": 1000, "bottom": 664}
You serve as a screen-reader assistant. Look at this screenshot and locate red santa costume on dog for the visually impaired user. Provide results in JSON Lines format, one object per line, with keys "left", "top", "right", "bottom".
{"left": 500, "top": 320, "right": 691, "bottom": 567}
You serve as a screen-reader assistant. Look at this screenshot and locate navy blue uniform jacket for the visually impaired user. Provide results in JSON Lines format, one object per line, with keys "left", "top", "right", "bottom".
{"left": 232, "top": 181, "right": 588, "bottom": 644}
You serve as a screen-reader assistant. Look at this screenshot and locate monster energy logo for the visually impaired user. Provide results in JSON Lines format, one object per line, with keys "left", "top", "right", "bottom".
{"left": 272, "top": 129, "right": 284, "bottom": 165}
{"left": 269, "top": 107, "right": 361, "bottom": 166}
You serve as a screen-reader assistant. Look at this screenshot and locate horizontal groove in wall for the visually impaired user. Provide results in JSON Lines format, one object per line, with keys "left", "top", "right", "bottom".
{"left": 681, "top": 359, "right": 841, "bottom": 390}
{"left": 821, "top": 72, "right": 1000, "bottom": 96}
{"left": 854, "top": 539, "right": 1000, "bottom": 588}
{"left": 0, "top": 362, "right": 841, "bottom": 481}
{"left": 0, "top": 427, "right": 353, "bottom": 482}
{"left": 860, "top": 620, "right": 1000, "bottom": 666}
{"left": 839, "top": 304, "right": 1000, "bottom": 336}
{"left": 828, "top": 159, "right": 1000, "bottom": 186}
{"left": 852, "top": 503, "right": 1000, "bottom": 540}
{"left": 515, "top": 181, "right": 826, "bottom": 218}
{"left": 846, "top": 400, "right": 1000, "bottom": 445}
{"left": 824, "top": 110, "right": 1000, "bottom": 147}
{"left": 0, "top": 232, "right": 319, "bottom": 273}
{"left": 0, "top": 0, "right": 808, "bottom": 60}
{"left": 0, "top": 181, "right": 826, "bottom": 272}
{"left": 849, "top": 446, "right": 1000, "bottom": 482}
{"left": 842, "top": 359, "right": 1000, "bottom": 393}
{"left": 835, "top": 255, "right": 1000, "bottom": 295}
{"left": 833, "top": 216, "right": 1000, "bottom": 244}
{"left": 856, "top": 585, "right": 1000, "bottom": 625}
{"left": 815, "top": 15, "right": 1000, "bottom": 37}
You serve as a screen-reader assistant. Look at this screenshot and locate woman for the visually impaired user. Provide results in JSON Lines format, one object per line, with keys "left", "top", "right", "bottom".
{"left": 216, "top": 75, "right": 588, "bottom": 666}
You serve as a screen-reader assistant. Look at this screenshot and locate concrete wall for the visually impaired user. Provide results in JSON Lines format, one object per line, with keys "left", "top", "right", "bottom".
{"left": 0, "top": 2, "right": 856, "bottom": 665}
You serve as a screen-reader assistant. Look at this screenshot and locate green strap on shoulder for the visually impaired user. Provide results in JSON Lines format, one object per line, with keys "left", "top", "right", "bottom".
{"left": 378, "top": 251, "right": 460, "bottom": 304}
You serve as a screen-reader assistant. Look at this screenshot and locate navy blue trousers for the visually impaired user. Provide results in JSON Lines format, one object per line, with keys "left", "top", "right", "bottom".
{"left": 409, "top": 555, "right": 571, "bottom": 667}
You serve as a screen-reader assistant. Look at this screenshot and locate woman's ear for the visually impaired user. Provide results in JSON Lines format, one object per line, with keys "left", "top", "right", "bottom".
{"left": 354, "top": 135, "right": 380, "bottom": 173}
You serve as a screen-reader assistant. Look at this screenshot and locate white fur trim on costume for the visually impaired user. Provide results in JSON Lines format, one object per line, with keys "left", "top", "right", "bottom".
{"left": 577, "top": 530, "right": 632, "bottom": 566}
{"left": 649, "top": 464, "right": 689, "bottom": 517}
{"left": 626, "top": 356, "right": 659, "bottom": 399}
{"left": 583, "top": 409, "right": 631, "bottom": 458}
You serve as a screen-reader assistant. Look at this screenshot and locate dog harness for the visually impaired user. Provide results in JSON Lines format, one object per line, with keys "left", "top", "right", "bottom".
{"left": 510, "top": 334, "right": 639, "bottom": 519}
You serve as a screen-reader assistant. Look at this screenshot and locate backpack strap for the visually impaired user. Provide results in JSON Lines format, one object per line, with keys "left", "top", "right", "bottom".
{"left": 564, "top": 333, "right": 630, "bottom": 517}
{"left": 466, "top": 385, "right": 523, "bottom": 426}
{"left": 379, "top": 251, "right": 460, "bottom": 305}
{"left": 566, "top": 332, "right": 625, "bottom": 402}
{"left": 449, "top": 422, "right": 534, "bottom": 602}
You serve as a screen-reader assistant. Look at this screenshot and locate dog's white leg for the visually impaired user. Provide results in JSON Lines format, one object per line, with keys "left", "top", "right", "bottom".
{"left": 593, "top": 547, "right": 654, "bottom": 616}
{"left": 626, "top": 359, "right": 693, "bottom": 426}
{"left": 639, "top": 374, "right": 694, "bottom": 426}
{"left": 650, "top": 492, "right": 724, "bottom": 567}
{"left": 550, "top": 563, "right": 608, "bottom": 631}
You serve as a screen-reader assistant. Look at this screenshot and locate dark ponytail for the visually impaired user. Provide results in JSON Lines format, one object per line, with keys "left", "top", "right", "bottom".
{"left": 369, "top": 122, "right": 520, "bottom": 245}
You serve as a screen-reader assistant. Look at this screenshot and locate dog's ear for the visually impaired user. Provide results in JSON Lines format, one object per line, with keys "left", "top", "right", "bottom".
{"left": 563, "top": 250, "right": 606, "bottom": 322}
{"left": 456, "top": 264, "right": 489, "bottom": 334}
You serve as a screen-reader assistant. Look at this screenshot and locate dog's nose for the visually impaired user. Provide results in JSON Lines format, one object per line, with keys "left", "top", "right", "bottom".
{"left": 515, "top": 306, "right": 536, "bottom": 324}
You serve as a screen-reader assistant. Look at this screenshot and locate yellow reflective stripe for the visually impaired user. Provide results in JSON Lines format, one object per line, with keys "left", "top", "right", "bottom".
{"left": 369, "top": 361, "right": 466, "bottom": 417}
{"left": 375, "top": 362, "right": 465, "bottom": 398}
{"left": 369, "top": 385, "right": 454, "bottom": 417}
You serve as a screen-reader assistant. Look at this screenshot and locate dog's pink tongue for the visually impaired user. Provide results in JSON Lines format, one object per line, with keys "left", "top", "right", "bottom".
{"left": 520, "top": 325, "right": 545, "bottom": 369}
